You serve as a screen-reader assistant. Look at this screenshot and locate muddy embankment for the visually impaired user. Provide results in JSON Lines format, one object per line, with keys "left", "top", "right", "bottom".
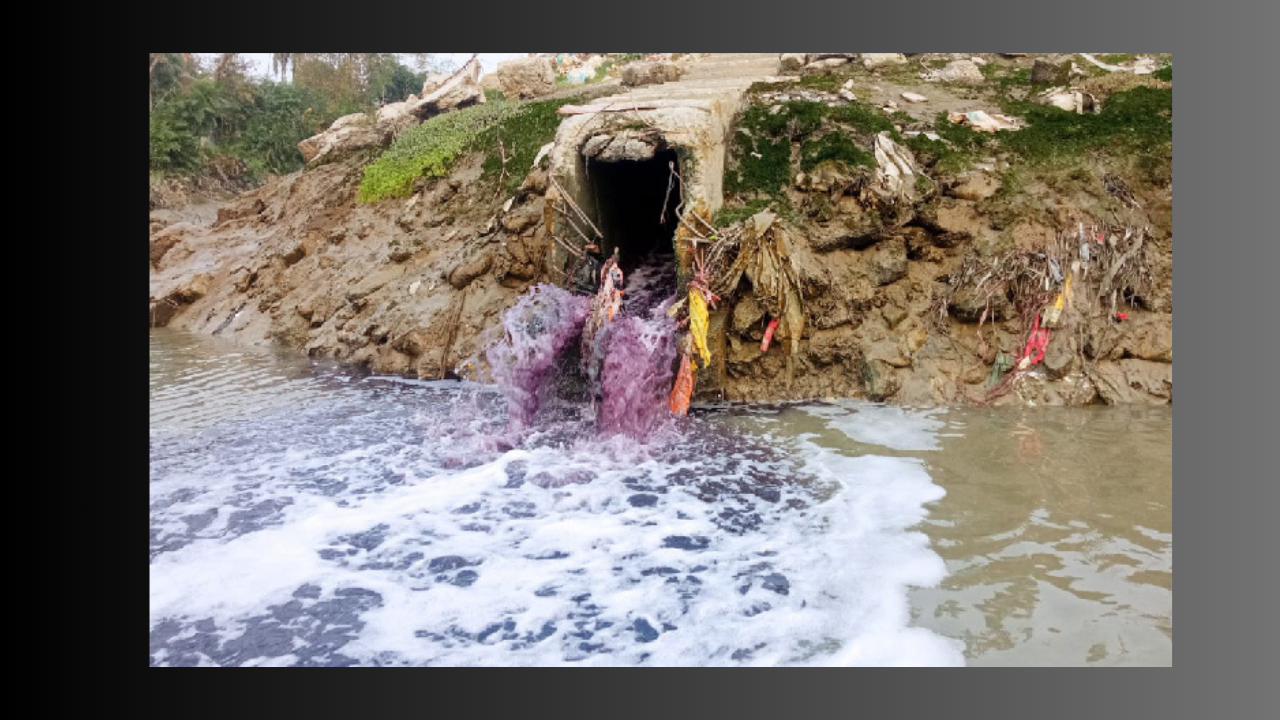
{"left": 150, "top": 53, "right": 1171, "bottom": 407}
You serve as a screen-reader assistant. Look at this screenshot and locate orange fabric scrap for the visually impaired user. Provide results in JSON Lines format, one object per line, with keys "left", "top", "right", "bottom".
{"left": 668, "top": 352, "right": 694, "bottom": 416}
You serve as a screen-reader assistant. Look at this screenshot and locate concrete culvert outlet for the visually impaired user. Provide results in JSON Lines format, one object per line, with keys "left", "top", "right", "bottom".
{"left": 587, "top": 148, "right": 681, "bottom": 275}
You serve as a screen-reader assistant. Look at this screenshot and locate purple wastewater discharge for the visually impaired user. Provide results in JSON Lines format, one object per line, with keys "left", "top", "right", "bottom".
{"left": 484, "top": 255, "right": 680, "bottom": 440}
{"left": 485, "top": 285, "right": 590, "bottom": 430}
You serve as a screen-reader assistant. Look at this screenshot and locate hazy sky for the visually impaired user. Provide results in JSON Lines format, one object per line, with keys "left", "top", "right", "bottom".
{"left": 196, "top": 53, "right": 530, "bottom": 80}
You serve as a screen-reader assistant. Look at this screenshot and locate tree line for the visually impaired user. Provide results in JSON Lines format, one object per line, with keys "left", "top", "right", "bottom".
{"left": 149, "top": 53, "right": 439, "bottom": 184}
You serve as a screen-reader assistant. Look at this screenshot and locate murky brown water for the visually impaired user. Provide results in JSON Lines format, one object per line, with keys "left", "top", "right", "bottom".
{"left": 150, "top": 328, "right": 353, "bottom": 434}
{"left": 149, "top": 328, "right": 1171, "bottom": 666}
{"left": 912, "top": 406, "right": 1172, "bottom": 666}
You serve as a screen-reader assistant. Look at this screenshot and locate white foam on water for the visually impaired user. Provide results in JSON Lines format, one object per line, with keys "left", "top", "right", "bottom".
{"left": 150, "top": 389, "right": 962, "bottom": 666}
{"left": 805, "top": 401, "right": 949, "bottom": 451}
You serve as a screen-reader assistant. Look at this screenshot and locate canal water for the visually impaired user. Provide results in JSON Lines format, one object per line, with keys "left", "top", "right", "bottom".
{"left": 149, "top": 327, "right": 1171, "bottom": 666}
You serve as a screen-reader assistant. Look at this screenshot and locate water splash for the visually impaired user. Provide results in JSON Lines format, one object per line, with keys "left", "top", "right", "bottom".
{"left": 598, "top": 313, "right": 678, "bottom": 438}
{"left": 483, "top": 255, "right": 679, "bottom": 441}
{"left": 485, "top": 285, "right": 589, "bottom": 429}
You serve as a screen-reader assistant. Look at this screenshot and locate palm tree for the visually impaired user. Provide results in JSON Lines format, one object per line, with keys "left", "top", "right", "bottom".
{"left": 272, "top": 53, "right": 294, "bottom": 81}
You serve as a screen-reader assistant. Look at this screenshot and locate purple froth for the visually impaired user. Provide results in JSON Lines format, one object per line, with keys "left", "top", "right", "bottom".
{"left": 486, "top": 284, "right": 589, "bottom": 428}
{"left": 597, "top": 313, "right": 678, "bottom": 439}
{"left": 481, "top": 255, "right": 679, "bottom": 442}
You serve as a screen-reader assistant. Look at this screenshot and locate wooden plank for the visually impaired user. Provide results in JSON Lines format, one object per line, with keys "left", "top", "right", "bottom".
{"left": 557, "top": 104, "right": 660, "bottom": 115}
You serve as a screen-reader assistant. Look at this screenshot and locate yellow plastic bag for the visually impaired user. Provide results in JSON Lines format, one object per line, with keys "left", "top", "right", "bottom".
{"left": 688, "top": 290, "right": 711, "bottom": 369}
{"left": 1044, "top": 274, "right": 1072, "bottom": 325}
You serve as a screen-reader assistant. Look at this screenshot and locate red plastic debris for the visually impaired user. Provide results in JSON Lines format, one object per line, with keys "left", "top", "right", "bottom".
{"left": 1021, "top": 313, "right": 1049, "bottom": 365}
{"left": 760, "top": 318, "right": 779, "bottom": 352}
{"left": 1115, "top": 312, "right": 1128, "bottom": 321}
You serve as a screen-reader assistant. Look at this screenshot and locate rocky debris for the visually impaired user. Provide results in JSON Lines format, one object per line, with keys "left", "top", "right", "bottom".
{"left": 409, "top": 57, "right": 485, "bottom": 117}
{"left": 731, "top": 293, "right": 765, "bottom": 333}
{"left": 377, "top": 94, "right": 420, "bottom": 125}
{"left": 1030, "top": 58, "right": 1071, "bottom": 85}
{"left": 150, "top": 223, "right": 195, "bottom": 268}
{"left": 621, "top": 61, "right": 684, "bottom": 87}
{"left": 806, "top": 58, "right": 850, "bottom": 72}
{"left": 921, "top": 199, "right": 987, "bottom": 244}
{"left": 581, "top": 133, "right": 659, "bottom": 162}
{"left": 174, "top": 273, "right": 212, "bottom": 303}
{"left": 871, "top": 133, "right": 922, "bottom": 203}
{"left": 859, "top": 357, "right": 902, "bottom": 401}
{"left": 214, "top": 198, "right": 267, "bottom": 227}
{"left": 500, "top": 203, "right": 542, "bottom": 234}
{"left": 948, "top": 285, "right": 1013, "bottom": 323}
{"left": 1085, "top": 312, "right": 1173, "bottom": 362}
{"left": 882, "top": 303, "right": 908, "bottom": 329}
{"left": 447, "top": 251, "right": 493, "bottom": 289}
{"left": 298, "top": 113, "right": 387, "bottom": 164}
{"left": 1042, "top": 335, "right": 1079, "bottom": 379}
{"left": 345, "top": 265, "right": 405, "bottom": 307}
{"left": 496, "top": 56, "right": 556, "bottom": 99}
{"left": 925, "top": 59, "right": 984, "bottom": 84}
{"left": 298, "top": 59, "right": 485, "bottom": 166}
{"left": 865, "top": 338, "right": 911, "bottom": 369}
{"left": 901, "top": 91, "right": 929, "bottom": 103}
{"left": 780, "top": 53, "right": 807, "bottom": 71}
{"left": 945, "top": 172, "right": 1001, "bottom": 201}
{"left": 862, "top": 53, "right": 906, "bottom": 69}
{"left": 151, "top": 273, "right": 214, "bottom": 327}
{"left": 867, "top": 239, "right": 908, "bottom": 286}
{"left": 1088, "top": 359, "right": 1172, "bottom": 404}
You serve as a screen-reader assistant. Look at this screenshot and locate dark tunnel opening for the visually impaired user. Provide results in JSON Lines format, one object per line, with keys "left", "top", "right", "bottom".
{"left": 588, "top": 148, "right": 681, "bottom": 277}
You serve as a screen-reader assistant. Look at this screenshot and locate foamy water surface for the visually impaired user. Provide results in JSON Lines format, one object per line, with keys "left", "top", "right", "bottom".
{"left": 151, "top": 329, "right": 1171, "bottom": 666}
{"left": 149, "top": 329, "right": 965, "bottom": 666}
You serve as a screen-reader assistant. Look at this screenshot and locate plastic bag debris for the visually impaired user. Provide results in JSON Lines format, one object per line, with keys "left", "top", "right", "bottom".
{"left": 1036, "top": 87, "right": 1097, "bottom": 114}
{"left": 1049, "top": 257, "right": 1064, "bottom": 283}
{"left": 903, "top": 130, "right": 943, "bottom": 141}
{"left": 948, "top": 110, "right": 1022, "bottom": 132}
{"left": 1078, "top": 53, "right": 1158, "bottom": 75}
{"left": 689, "top": 289, "right": 712, "bottom": 369}
{"left": 761, "top": 317, "right": 779, "bottom": 352}
{"left": 1017, "top": 313, "right": 1050, "bottom": 370}
{"left": 1044, "top": 275, "right": 1069, "bottom": 325}
{"left": 668, "top": 350, "right": 694, "bottom": 416}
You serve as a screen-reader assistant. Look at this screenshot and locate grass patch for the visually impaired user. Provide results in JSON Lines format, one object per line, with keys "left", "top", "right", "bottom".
{"left": 712, "top": 198, "right": 778, "bottom": 227}
{"left": 358, "top": 101, "right": 512, "bottom": 202}
{"left": 1002, "top": 86, "right": 1172, "bottom": 162}
{"left": 1153, "top": 64, "right": 1171, "bottom": 81}
{"left": 794, "top": 74, "right": 843, "bottom": 92}
{"left": 827, "top": 102, "right": 897, "bottom": 136}
{"left": 903, "top": 84, "right": 1171, "bottom": 174}
{"left": 725, "top": 129, "right": 791, "bottom": 196}
{"left": 359, "top": 94, "right": 585, "bottom": 202}
{"left": 479, "top": 95, "right": 582, "bottom": 192}
{"left": 727, "top": 95, "right": 901, "bottom": 196}
{"left": 905, "top": 133, "right": 976, "bottom": 174}
{"left": 800, "top": 133, "right": 875, "bottom": 171}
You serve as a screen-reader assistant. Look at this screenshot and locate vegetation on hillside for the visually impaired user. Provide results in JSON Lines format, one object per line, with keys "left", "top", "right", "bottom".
{"left": 149, "top": 53, "right": 435, "bottom": 187}
{"left": 358, "top": 93, "right": 588, "bottom": 203}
